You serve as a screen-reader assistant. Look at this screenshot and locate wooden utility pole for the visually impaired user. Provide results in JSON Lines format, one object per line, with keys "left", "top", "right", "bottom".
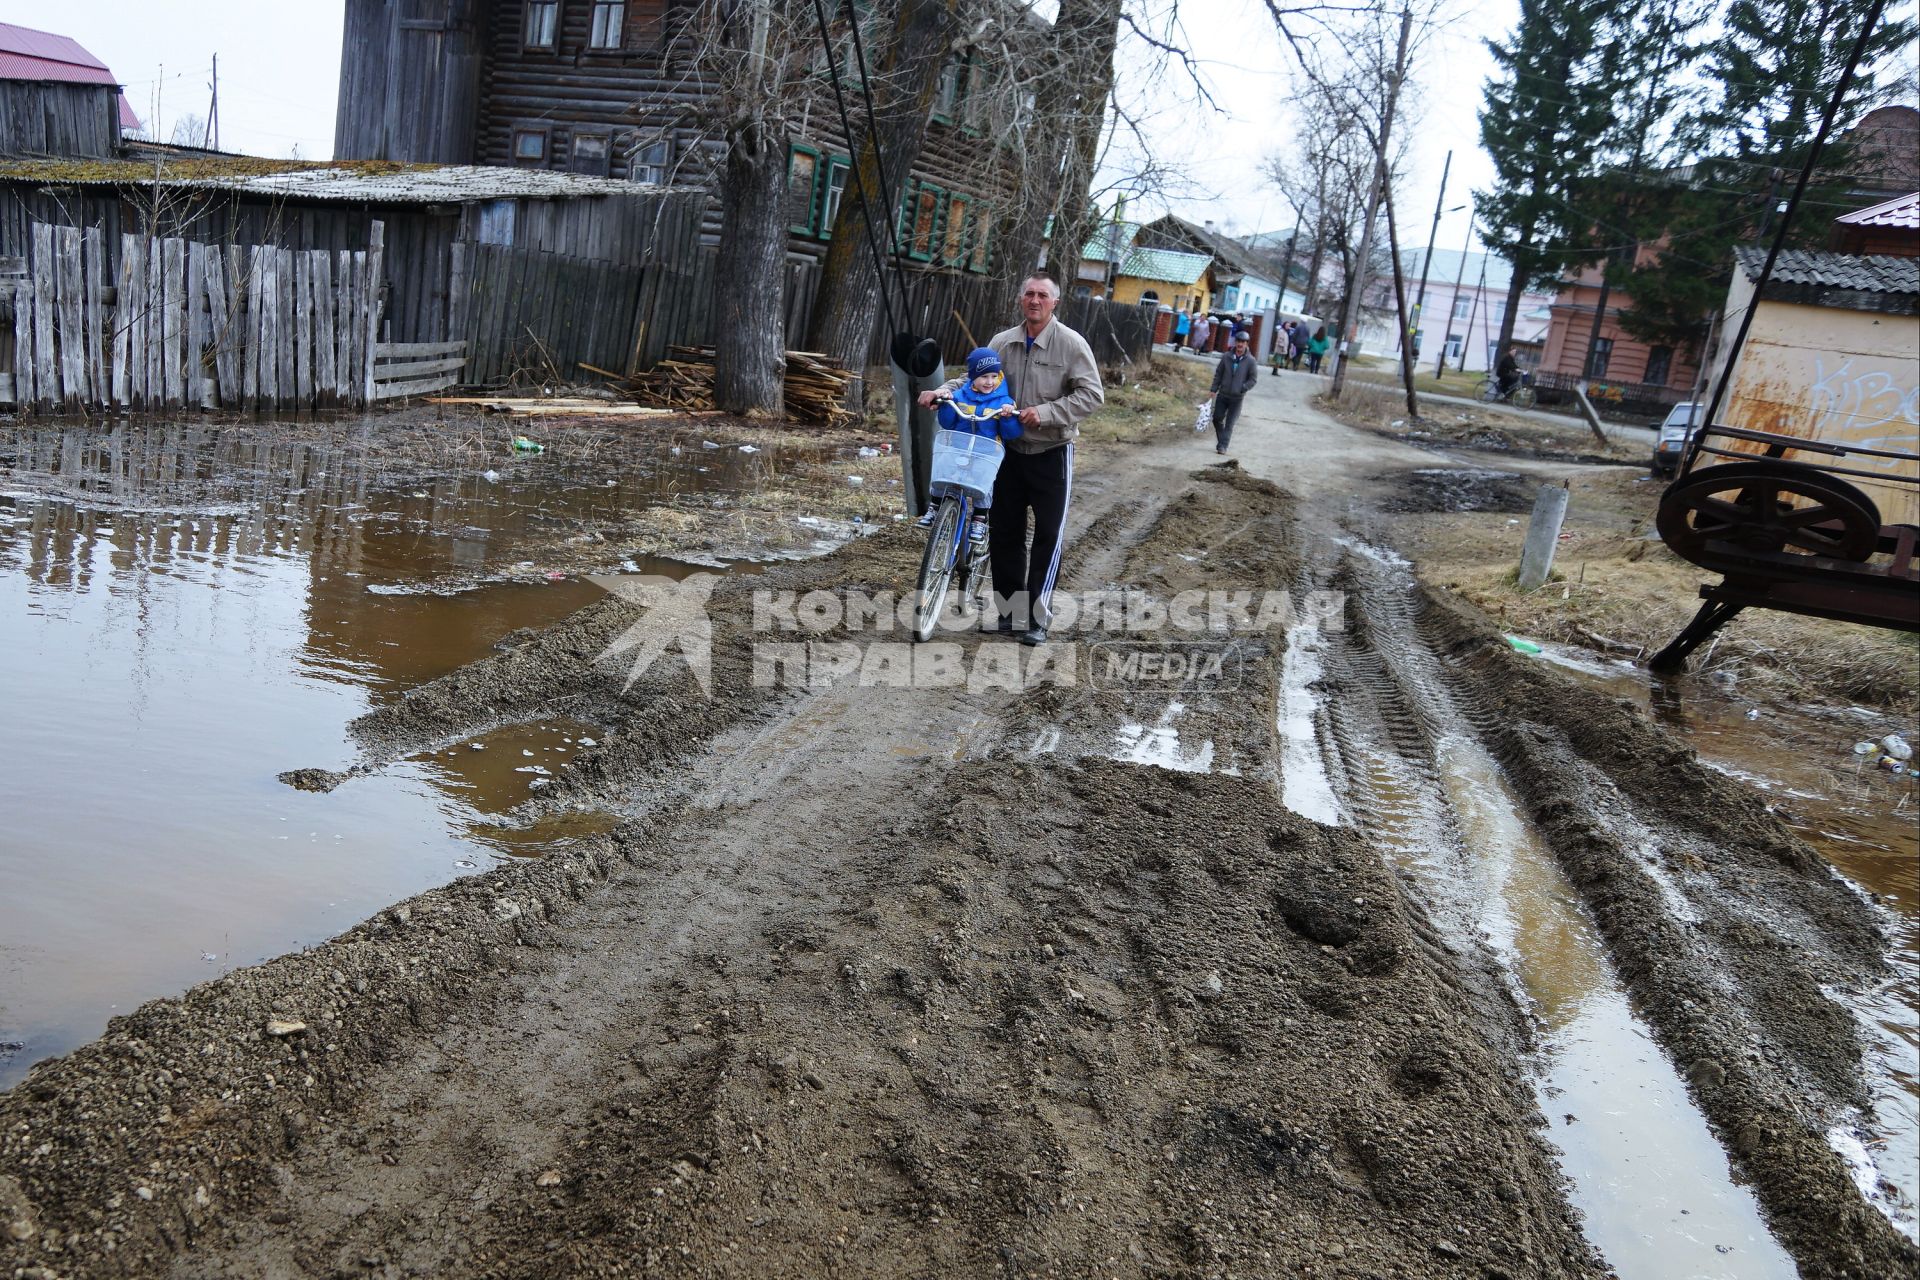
{"left": 207, "top": 55, "right": 219, "bottom": 151}
{"left": 1409, "top": 148, "right": 1450, "bottom": 356}
{"left": 1384, "top": 183, "right": 1419, "bottom": 419}
{"left": 1328, "top": 7, "right": 1413, "bottom": 399}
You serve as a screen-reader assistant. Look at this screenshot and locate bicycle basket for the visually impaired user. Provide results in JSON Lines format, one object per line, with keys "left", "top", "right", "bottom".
{"left": 929, "top": 429, "right": 1005, "bottom": 501}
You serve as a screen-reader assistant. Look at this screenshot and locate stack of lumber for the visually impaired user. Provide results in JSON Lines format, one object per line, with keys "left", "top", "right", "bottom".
{"left": 615, "top": 346, "right": 858, "bottom": 426}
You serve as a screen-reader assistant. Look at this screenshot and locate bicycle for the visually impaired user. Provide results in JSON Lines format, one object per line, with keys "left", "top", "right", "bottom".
{"left": 1476, "top": 374, "right": 1538, "bottom": 410}
{"left": 912, "top": 428, "right": 1005, "bottom": 642}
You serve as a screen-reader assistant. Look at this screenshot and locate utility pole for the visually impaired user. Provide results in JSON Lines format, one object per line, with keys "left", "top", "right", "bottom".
{"left": 1435, "top": 211, "right": 1473, "bottom": 376}
{"left": 1329, "top": 6, "right": 1414, "bottom": 399}
{"left": 1408, "top": 148, "right": 1450, "bottom": 358}
{"left": 206, "top": 55, "right": 219, "bottom": 151}
{"left": 1459, "top": 254, "right": 1488, "bottom": 371}
{"left": 1384, "top": 182, "right": 1420, "bottom": 418}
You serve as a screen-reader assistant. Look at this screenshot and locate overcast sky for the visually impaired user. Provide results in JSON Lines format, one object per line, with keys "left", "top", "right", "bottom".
{"left": 17, "top": 0, "right": 1582, "bottom": 265}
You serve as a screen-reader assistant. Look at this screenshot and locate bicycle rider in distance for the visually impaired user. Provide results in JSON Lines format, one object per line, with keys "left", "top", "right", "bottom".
{"left": 1496, "top": 346, "right": 1522, "bottom": 400}
{"left": 917, "top": 347, "right": 1023, "bottom": 548}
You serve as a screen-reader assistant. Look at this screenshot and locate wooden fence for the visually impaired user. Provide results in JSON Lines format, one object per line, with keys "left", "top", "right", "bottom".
{"left": 0, "top": 220, "right": 466, "bottom": 414}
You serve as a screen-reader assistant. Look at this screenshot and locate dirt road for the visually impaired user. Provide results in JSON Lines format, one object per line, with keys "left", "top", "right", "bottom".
{"left": 2, "top": 374, "right": 1912, "bottom": 1279}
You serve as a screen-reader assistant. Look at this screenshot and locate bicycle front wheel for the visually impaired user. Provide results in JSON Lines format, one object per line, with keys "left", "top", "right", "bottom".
{"left": 1511, "top": 384, "right": 1537, "bottom": 409}
{"left": 1476, "top": 377, "right": 1500, "bottom": 403}
{"left": 913, "top": 497, "right": 964, "bottom": 642}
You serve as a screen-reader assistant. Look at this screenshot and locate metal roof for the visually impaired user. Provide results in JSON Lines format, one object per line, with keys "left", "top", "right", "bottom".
{"left": 1835, "top": 191, "right": 1920, "bottom": 230}
{"left": 0, "top": 22, "right": 140, "bottom": 131}
{"left": 1081, "top": 220, "right": 1141, "bottom": 263}
{"left": 0, "top": 161, "right": 671, "bottom": 204}
{"left": 1735, "top": 246, "right": 1919, "bottom": 295}
{"left": 1118, "top": 246, "right": 1211, "bottom": 285}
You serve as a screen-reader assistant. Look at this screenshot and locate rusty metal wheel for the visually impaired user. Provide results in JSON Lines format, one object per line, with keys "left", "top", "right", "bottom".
{"left": 1657, "top": 461, "right": 1882, "bottom": 565}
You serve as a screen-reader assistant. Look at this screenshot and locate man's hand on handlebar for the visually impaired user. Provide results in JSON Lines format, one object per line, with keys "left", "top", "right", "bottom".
{"left": 916, "top": 389, "right": 952, "bottom": 409}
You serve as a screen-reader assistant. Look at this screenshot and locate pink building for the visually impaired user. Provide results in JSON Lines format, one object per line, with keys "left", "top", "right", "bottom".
{"left": 1359, "top": 248, "right": 1555, "bottom": 371}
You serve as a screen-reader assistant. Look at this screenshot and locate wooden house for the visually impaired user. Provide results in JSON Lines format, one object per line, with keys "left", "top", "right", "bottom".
{"left": 333, "top": 0, "right": 1036, "bottom": 280}
{"left": 0, "top": 22, "right": 141, "bottom": 160}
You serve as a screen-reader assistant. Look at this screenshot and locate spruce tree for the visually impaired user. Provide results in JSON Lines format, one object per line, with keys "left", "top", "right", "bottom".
{"left": 1618, "top": 0, "right": 1917, "bottom": 350}
{"left": 1475, "top": 0, "right": 1623, "bottom": 367}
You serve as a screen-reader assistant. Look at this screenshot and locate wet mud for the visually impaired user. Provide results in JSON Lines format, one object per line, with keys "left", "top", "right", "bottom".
{"left": 1, "top": 418, "right": 1912, "bottom": 1278}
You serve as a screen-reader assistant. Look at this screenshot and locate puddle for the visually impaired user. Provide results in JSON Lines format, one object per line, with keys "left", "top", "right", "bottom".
{"left": 1534, "top": 645, "right": 1920, "bottom": 1238}
{"left": 1278, "top": 621, "right": 1344, "bottom": 824}
{"left": 1112, "top": 701, "right": 1216, "bottom": 773}
{"left": 0, "top": 420, "right": 780, "bottom": 1086}
{"left": 1328, "top": 533, "right": 1798, "bottom": 1276}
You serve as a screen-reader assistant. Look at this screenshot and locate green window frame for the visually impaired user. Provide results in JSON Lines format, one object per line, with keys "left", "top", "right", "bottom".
{"left": 817, "top": 156, "right": 851, "bottom": 240}
{"left": 942, "top": 192, "right": 970, "bottom": 267}
{"left": 907, "top": 181, "right": 943, "bottom": 261}
{"left": 787, "top": 144, "right": 823, "bottom": 236}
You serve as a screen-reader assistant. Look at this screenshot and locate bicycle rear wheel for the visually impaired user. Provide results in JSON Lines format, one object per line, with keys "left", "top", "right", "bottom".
{"left": 1511, "top": 384, "right": 1537, "bottom": 409}
{"left": 1476, "top": 377, "right": 1500, "bottom": 403}
{"left": 913, "top": 497, "right": 964, "bottom": 642}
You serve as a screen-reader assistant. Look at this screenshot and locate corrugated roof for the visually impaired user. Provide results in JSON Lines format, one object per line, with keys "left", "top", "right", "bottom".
{"left": 1081, "top": 220, "right": 1141, "bottom": 263}
{"left": 1835, "top": 191, "right": 1920, "bottom": 230}
{"left": 0, "top": 23, "right": 111, "bottom": 74}
{"left": 1118, "top": 246, "right": 1211, "bottom": 285}
{"left": 0, "top": 23, "right": 140, "bottom": 132}
{"left": 0, "top": 159, "right": 669, "bottom": 204}
{"left": 1735, "top": 246, "right": 1919, "bottom": 295}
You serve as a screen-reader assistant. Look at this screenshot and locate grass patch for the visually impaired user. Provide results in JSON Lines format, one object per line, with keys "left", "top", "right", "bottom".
{"left": 1318, "top": 379, "right": 1646, "bottom": 465}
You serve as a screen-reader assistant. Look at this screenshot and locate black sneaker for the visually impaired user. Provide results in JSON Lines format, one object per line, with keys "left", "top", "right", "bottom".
{"left": 1019, "top": 625, "right": 1049, "bottom": 647}
{"left": 914, "top": 506, "right": 936, "bottom": 527}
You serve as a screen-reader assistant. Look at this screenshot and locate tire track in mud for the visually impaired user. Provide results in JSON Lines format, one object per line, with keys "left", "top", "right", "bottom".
{"left": 1304, "top": 515, "right": 1915, "bottom": 1279}
{"left": 2, "top": 459, "right": 1611, "bottom": 1280}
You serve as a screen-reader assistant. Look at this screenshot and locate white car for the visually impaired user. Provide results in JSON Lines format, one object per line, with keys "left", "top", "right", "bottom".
{"left": 1653, "top": 402, "right": 1703, "bottom": 477}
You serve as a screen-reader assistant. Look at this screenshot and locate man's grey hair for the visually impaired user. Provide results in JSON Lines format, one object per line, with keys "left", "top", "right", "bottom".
{"left": 1020, "top": 274, "right": 1061, "bottom": 299}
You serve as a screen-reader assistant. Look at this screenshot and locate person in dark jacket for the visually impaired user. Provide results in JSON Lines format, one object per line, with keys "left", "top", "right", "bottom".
{"left": 1207, "top": 330, "right": 1258, "bottom": 454}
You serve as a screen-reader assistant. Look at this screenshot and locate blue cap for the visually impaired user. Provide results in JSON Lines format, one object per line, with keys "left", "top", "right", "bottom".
{"left": 966, "top": 347, "right": 1002, "bottom": 379}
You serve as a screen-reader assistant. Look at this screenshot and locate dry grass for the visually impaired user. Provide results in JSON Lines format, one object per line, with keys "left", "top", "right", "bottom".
{"left": 1321, "top": 380, "right": 1646, "bottom": 464}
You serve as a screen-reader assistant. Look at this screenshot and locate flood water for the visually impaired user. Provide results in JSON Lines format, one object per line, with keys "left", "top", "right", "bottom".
{"left": 0, "top": 420, "right": 788, "bottom": 1086}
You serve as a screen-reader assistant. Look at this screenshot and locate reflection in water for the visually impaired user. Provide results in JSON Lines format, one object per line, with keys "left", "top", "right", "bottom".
{"left": 0, "top": 421, "right": 778, "bottom": 1087}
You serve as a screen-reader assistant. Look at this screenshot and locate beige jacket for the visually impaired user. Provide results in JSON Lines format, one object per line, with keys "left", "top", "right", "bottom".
{"left": 945, "top": 318, "right": 1105, "bottom": 454}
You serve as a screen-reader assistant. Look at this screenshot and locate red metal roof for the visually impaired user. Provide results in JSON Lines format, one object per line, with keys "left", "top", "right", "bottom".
{"left": 1836, "top": 191, "right": 1920, "bottom": 231}
{"left": 0, "top": 22, "right": 140, "bottom": 132}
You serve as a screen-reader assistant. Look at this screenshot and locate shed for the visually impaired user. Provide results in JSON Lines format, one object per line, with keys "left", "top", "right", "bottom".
{"left": 1710, "top": 246, "right": 1920, "bottom": 523}
{"left": 1111, "top": 246, "right": 1211, "bottom": 312}
{"left": 0, "top": 22, "right": 140, "bottom": 160}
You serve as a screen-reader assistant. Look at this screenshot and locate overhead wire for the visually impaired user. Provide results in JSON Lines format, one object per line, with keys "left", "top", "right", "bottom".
{"left": 807, "top": 0, "right": 905, "bottom": 338}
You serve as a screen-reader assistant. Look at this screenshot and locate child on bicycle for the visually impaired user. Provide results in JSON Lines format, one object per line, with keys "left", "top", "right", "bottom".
{"left": 918, "top": 347, "right": 1022, "bottom": 547}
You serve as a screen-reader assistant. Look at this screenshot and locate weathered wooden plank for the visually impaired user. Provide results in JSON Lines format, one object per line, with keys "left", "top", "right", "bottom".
{"left": 312, "top": 250, "right": 336, "bottom": 409}
{"left": 30, "top": 223, "right": 57, "bottom": 412}
{"left": 186, "top": 240, "right": 208, "bottom": 409}
{"left": 447, "top": 240, "right": 470, "bottom": 348}
{"left": 276, "top": 247, "right": 296, "bottom": 410}
{"left": 363, "top": 221, "right": 385, "bottom": 404}
{"left": 371, "top": 372, "right": 463, "bottom": 401}
{"left": 12, "top": 251, "right": 35, "bottom": 408}
{"left": 162, "top": 236, "right": 185, "bottom": 409}
{"left": 0, "top": 372, "right": 12, "bottom": 403}
{"left": 54, "top": 227, "right": 85, "bottom": 409}
{"left": 259, "top": 249, "right": 281, "bottom": 408}
{"left": 371, "top": 340, "right": 468, "bottom": 358}
{"left": 242, "top": 247, "right": 261, "bottom": 408}
{"left": 144, "top": 235, "right": 163, "bottom": 410}
{"left": 83, "top": 226, "right": 106, "bottom": 404}
{"left": 373, "top": 356, "right": 467, "bottom": 380}
{"left": 294, "top": 251, "right": 314, "bottom": 407}
{"left": 206, "top": 246, "right": 235, "bottom": 406}
{"left": 348, "top": 250, "right": 368, "bottom": 404}
{"left": 336, "top": 248, "right": 355, "bottom": 402}
{"left": 110, "top": 234, "right": 133, "bottom": 407}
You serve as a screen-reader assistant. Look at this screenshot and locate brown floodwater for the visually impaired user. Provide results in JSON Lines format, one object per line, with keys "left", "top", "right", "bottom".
{"left": 1533, "top": 642, "right": 1919, "bottom": 1240}
{"left": 0, "top": 420, "right": 797, "bottom": 1087}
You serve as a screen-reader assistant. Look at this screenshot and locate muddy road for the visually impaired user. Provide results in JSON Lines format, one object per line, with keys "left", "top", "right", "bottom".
{"left": 2, "top": 376, "right": 1915, "bottom": 1279}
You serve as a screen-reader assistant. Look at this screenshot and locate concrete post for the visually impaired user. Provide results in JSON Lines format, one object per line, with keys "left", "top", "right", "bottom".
{"left": 1518, "top": 482, "right": 1570, "bottom": 591}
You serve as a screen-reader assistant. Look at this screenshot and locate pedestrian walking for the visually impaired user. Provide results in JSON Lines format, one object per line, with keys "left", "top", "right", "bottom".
{"left": 1307, "top": 325, "right": 1330, "bottom": 374}
{"left": 1190, "top": 313, "right": 1213, "bottom": 355}
{"left": 1207, "top": 330, "right": 1258, "bottom": 454}
{"left": 918, "top": 274, "right": 1103, "bottom": 645}
{"left": 1172, "top": 308, "right": 1191, "bottom": 350}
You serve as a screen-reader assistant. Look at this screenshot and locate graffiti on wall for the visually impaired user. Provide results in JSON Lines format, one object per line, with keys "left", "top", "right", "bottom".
{"left": 1806, "top": 356, "right": 1920, "bottom": 453}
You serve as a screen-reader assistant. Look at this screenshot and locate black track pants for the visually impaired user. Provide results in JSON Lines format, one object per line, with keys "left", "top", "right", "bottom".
{"left": 988, "top": 442, "right": 1074, "bottom": 627}
{"left": 1213, "top": 394, "right": 1245, "bottom": 450}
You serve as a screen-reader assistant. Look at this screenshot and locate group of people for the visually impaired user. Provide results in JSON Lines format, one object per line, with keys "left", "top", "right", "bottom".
{"left": 1168, "top": 308, "right": 1251, "bottom": 355}
{"left": 1273, "top": 319, "right": 1331, "bottom": 374}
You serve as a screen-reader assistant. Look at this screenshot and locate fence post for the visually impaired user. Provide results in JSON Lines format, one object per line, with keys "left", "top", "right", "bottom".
{"left": 1517, "top": 481, "right": 1570, "bottom": 591}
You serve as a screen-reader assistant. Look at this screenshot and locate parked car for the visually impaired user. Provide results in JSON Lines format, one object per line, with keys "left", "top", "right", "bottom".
{"left": 1653, "top": 402, "right": 1704, "bottom": 477}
